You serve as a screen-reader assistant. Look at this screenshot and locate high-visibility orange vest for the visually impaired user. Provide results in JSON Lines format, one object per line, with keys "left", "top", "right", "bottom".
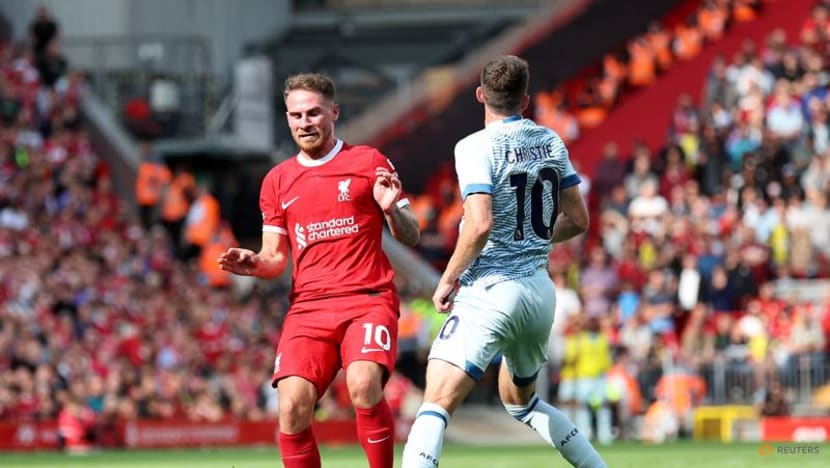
{"left": 438, "top": 195, "right": 463, "bottom": 238}
{"left": 577, "top": 105, "right": 607, "bottom": 129}
{"left": 607, "top": 363, "right": 644, "bottom": 415}
{"left": 161, "top": 172, "right": 195, "bottom": 222}
{"left": 627, "top": 40, "right": 656, "bottom": 87}
{"left": 398, "top": 311, "right": 423, "bottom": 340}
{"left": 135, "top": 162, "right": 171, "bottom": 207}
{"left": 544, "top": 110, "right": 578, "bottom": 145}
{"left": 185, "top": 192, "right": 221, "bottom": 247}
{"left": 655, "top": 373, "right": 707, "bottom": 415}
{"left": 535, "top": 91, "right": 555, "bottom": 111}
{"left": 410, "top": 194, "right": 435, "bottom": 231}
{"left": 733, "top": 0, "right": 758, "bottom": 23}
{"left": 603, "top": 54, "right": 627, "bottom": 82}
{"left": 199, "top": 223, "right": 237, "bottom": 288}
{"left": 597, "top": 76, "right": 619, "bottom": 107}
{"left": 698, "top": 6, "right": 727, "bottom": 40}
{"left": 674, "top": 24, "right": 704, "bottom": 61}
{"left": 646, "top": 30, "right": 673, "bottom": 72}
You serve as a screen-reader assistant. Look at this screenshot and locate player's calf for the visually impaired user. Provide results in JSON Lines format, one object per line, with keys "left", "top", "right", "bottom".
{"left": 355, "top": 399, "right": 395, "bottom": 468}
{"left": 401, "top": 402, "right": 449, "bottom": 468}
{"left": 502, "top": 394, "right": 608, "bottom": 468}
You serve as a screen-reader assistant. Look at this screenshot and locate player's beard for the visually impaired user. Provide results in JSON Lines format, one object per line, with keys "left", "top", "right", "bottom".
{"left": 294, "top": 126, "right": 333, "bottom": 159}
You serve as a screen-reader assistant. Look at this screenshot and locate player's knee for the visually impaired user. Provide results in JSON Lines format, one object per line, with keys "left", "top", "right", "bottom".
{"left": 346, "top": 372, "right": 383, "bottom": 408}
{"left": 279, "top": 394, "right": 315, "bottom": 429}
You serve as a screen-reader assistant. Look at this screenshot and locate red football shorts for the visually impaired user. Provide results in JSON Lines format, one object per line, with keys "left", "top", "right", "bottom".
{"left": 271, "top": 290, "right": 399, "bottom": 398}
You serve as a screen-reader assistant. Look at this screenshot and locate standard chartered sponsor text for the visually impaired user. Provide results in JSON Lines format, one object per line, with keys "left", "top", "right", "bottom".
{"left": 306, "top": 216, "right": 359, "bottom": 241}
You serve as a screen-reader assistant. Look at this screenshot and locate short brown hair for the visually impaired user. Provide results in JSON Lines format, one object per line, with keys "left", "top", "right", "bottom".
{"left": 283, "top": 73, "right": 336, "bottom": 101}
{"left": 480, "top": 55, "right": 529, "bottom": 114}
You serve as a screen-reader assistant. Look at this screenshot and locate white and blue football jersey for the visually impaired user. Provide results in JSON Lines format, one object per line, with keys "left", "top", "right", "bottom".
{"left": 455, "top": 115, "right": 580, "bottom": 287}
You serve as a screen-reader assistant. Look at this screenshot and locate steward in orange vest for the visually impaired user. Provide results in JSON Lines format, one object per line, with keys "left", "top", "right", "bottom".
{"left": 135, "top": 142, "right": 171, "bottom": 229}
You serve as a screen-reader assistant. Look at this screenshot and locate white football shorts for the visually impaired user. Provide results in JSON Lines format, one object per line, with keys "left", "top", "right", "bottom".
{"left": 428, "top": 268, "right": 556, "bottom": 385}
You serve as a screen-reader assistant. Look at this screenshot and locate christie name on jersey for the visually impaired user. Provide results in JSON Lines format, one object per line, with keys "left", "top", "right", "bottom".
{"left": 504, "top": 145, "right": 552, "bottom": 163}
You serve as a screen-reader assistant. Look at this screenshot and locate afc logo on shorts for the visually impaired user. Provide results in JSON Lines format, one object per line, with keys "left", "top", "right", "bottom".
{"left": 337, "top": 178, "right": 351, "bottom": 201}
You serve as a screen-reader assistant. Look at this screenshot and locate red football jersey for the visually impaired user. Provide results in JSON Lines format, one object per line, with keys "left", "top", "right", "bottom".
{"left": 260, "top": 140, "right": 403, "bottom": 303}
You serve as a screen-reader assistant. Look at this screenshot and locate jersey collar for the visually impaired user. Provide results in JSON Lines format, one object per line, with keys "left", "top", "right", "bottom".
{"left": 296, "top": 139, "right": 344, "bottom": 167}
{"left": 486, "top": 114, "right": 523, "bottom": 127}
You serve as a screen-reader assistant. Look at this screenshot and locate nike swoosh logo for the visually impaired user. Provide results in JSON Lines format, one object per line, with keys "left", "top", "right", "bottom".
{"left": 281, "top": 196, "right": 300, "bottom": 210}
{"left": 367, "top": 435, "right": 391, "bottom": 444}
{"left": 360, "top": 347, "right": 384, "bottom": 353}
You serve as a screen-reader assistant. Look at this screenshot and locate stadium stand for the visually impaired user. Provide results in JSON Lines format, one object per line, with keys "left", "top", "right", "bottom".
{"left": 261, "top": 1, "right": 539, "bottom": 158}
{"left": 406, "top": 0, "right": 830, "bottom": 442}
{"left": 0, "top": 10, "right": 299, "bottom": 449}
{"left": 2, "top": 0, "right": 830, "bottom": 454}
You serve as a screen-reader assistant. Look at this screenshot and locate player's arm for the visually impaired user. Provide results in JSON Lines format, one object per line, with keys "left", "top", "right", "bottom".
{"left": 551, "top": 185, "right": 589, "bottom": 243}
{"left": 434, "top": 193, "right": 492, "bottom": 311}
{"left": 374, "top": 165, "right": 420, "bottom": 247}
{"left": 384, "top": 201, "right": 421, "bottom": 247}
{"left": 253, "top": 230, "right": 290, "bottom": 278}
{"left": 219, "top": 169, "right": 290, "bottom": 278}
{"left": 218, "top": 231, "right": 289, "bottom": 279}
{"left": 433, "top": 138, "right": 493, "bottom": 311}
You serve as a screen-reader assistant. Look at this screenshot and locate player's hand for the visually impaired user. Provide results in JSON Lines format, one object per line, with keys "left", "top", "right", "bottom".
{"left": 373, "top": 167, "right": 402, "bottom": 214}
{"left": 218, "top": 248, "right": 260, "bottom": 276}
{"left": 432, "top": 279, "right": 458, "bottom": 313}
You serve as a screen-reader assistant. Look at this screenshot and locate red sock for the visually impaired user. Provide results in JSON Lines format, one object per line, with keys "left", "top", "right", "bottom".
{"left": 278, "top": 427, "right": 321, "bottom": 468}
{"left": 355, "top": 399, "right": 395, "bottom": 468}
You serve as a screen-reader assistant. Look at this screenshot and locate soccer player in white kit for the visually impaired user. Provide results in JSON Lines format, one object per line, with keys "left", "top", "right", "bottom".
{"left": 402, "top": 55, "right": 607, "bottom": 468}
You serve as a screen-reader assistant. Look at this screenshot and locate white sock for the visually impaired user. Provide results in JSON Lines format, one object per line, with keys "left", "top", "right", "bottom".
{"left": 595, "top": 406, "right": 613, "bottom": 444}
{"left": 402, "top": 402, "right": 449, "bottom": 468}
{"left": 504, "top": 394, "right": 607, "bottom": 468}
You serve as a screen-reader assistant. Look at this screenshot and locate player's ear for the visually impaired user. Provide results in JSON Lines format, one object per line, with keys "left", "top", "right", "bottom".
{"left": 475, "top": 86, "right": 486, "bottom": 104}
{"left": 331, "top": 102, "right": 340, "bottom": 122}
{"left": 521, "top": 93, "right": 530, "bottom": 112}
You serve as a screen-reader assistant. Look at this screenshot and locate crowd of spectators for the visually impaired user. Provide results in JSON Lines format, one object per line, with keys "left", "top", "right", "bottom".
{"left": 407, "top": 0, "right": 830, "bottom": 440}
{"left": 0, "top": 10, "right": 296, "bottom": 440}
{"left": 534, "top": 0, "right": 762, "bottom": 146}
{"left": 0, "top": 10, "right": 424, "bottom": 450}
{"left": 411, "top": 0, "right": 766, "bottom": 269}
{"left": 579, "top": 0, "right": 830, "bottom": 408}
{"left": 4, "top": 0, "right": 830, "bottom": 449}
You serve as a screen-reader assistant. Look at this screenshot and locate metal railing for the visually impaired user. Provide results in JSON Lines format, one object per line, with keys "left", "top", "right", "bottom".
{"left": 693, "top": 353, "right": 829, "bottom": 407}
{"left": 63, "top": 35, "right": 220, "bottom": 138}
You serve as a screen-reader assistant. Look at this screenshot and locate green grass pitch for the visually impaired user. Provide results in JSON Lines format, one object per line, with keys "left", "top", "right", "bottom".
{"left": 1, "top": 442, "right": 828, "bottom": 467}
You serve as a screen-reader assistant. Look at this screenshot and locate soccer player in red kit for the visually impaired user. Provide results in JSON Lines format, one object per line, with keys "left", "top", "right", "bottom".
{"left": 218, "top": 73, "right": 420, "bottom": 468}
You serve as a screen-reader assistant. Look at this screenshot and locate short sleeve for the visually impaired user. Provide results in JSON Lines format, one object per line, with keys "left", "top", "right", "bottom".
{"left": 260, "top": 169, "right": 287, "bottom": 235}
{"left": 455, "top": 138, "right": 493, "bottom": 200}
{"left": 558, "top": 146, "right": 581, "bottom": 189}
{"left": 373, "top": 151, "right": 410, "bottom": 209}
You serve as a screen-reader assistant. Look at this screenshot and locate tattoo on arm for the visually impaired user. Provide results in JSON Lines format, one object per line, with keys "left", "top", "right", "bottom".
{"left": 386, "top": 205, "right": 420, "bottom": 247}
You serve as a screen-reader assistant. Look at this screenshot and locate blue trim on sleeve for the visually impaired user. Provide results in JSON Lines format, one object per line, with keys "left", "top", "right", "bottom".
{"left": 560, "top": 174, "right": 581, "bottom": 189}
{"left": 462, "top": 183, "right": 493, "bottom": 199}
{"left": 464, "top": 361, "right": 485, "bottom": 381}
{"left": 417, "top": 410, "right": 448, "bottom": 428}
